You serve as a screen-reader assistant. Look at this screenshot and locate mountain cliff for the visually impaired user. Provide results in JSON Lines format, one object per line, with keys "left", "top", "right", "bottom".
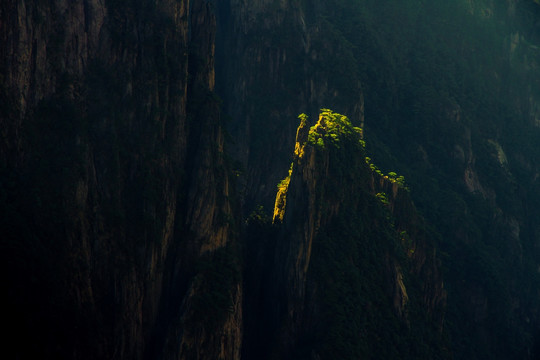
{"left": 2, "top": 1, "right": 241, "bottom": 359}
{"left": 2, "top": 0, "right": 540, "bottom": 359}
{"left": 219, "top": 0, "right": 540, "bottom": 358}
{"left": 243, "top": 110, "right": 448, "bottom": 359}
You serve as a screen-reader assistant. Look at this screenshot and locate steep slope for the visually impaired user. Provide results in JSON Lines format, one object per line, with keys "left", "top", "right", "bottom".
{"left": 244, "top": 110, "right": 448, "bottom": 359}
{"left": 1, "top": 1, "right": 241, "bottom": 359}
{"left": 216, "top": 1, "right": 540, "bottom": 358}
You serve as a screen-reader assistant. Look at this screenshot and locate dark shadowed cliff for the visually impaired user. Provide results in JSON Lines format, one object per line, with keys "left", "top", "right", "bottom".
{"left": 1, "top": 1, "right": 240, "bottom": 359}
{"left": 2, "top": 0, "right": 540, "bottom": 359}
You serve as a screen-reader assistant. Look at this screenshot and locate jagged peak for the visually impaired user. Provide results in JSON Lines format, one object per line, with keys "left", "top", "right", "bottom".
{"left": 267, "top": 108, "right": 447, "bottom": 358}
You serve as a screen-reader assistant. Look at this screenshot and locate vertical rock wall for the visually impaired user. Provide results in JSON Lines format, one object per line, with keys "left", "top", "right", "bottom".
{"left": 1, "top": 1, "right": 241, "bottom": 359}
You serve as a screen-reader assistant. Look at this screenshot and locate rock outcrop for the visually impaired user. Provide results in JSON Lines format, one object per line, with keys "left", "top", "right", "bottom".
{"left": 250, "top": 110, "right": 448, "bottom": 359}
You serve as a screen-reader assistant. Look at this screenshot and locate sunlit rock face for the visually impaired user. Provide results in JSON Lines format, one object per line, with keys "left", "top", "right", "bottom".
{"left": 245, "top": 110, "right": 447, "bottom": 359}
{"left": 216, "top": 0, "right": 364, "bottom": 211}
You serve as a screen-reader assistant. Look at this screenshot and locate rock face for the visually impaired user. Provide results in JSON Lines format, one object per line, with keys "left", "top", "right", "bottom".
{"left": 220, "top": 1, "right": 540, "bottom": 358}
{"left": 1, "top": 1, "right": 241, "bottom": 359}
{"left": 217, "top": 0, "right": 364, "bottom": 210}
{"left": 4, "top": 0, "right": 540, "bottom": 359}
{"left": 246, "top": 110, "right": 448, "bottom": 359}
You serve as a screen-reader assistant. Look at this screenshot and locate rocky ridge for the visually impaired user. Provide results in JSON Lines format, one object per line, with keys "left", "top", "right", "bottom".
{"left": 252, "top": 110, "right": 448, "bottom": 359}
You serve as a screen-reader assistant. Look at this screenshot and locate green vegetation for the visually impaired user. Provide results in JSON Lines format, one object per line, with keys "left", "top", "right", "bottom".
{"left": 376, "top": 192, "right": 389, "bottom": 205}
{"left": 307, "top": 109, "right": 363, "bottom": 150}
{"left": 276, "top": 163, "right": 293, "bottom": 191}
